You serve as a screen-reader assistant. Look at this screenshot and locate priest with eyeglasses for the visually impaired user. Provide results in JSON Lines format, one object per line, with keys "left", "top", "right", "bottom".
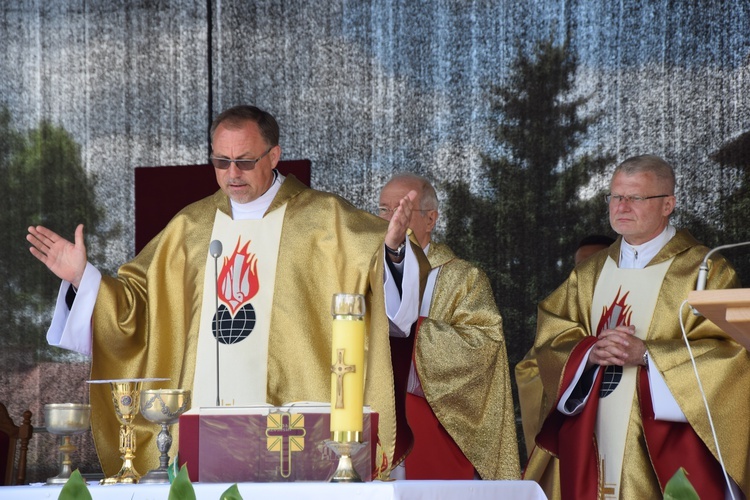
{"left": 27, "top": 104, "right": 427, "bottom": 479}
{"left": 523, "top": 154, "right": 750, "bottom": 499}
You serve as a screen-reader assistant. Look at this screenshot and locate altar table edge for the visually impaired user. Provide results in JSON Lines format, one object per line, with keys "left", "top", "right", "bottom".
{"left": 0, "top": 479, "right": 547, "bottom": 500}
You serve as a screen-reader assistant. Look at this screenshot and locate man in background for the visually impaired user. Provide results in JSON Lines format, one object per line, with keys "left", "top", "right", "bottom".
{"left": 378, "top": 172, "right": 519, "bottom": 480}
{"left": 574, "top": 234, "right": 615, "bottom": 265}
{"left": 525, "top": 154, "right": 750, "bottom": 498}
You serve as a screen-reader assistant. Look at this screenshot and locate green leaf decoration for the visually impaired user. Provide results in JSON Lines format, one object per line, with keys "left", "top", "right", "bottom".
{"left": 168, "top": 456, "right": 180, "bottom": 483}
{"left": 663, "top": 467, "right": 699, "bottom": 500}
{"left": 58, "top": 469, "right": 92, "bottom": 500}
{"left": 168, "top": 464, "right": 196, "bottom": 500}
{"left": 220, "top": 483, "right": 244, "bottom": 500}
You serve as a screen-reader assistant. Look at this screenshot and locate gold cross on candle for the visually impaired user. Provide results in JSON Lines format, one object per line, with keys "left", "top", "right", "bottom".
{"left": 331, "top": 348, "right": 356, "bottom": 409}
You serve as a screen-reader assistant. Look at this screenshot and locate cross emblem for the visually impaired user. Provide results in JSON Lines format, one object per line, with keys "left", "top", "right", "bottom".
{"left": 266, "top": 412, "right": 306, "bottom": 478}
{"left": 331, "top": 348, "right": 356, "bottom": 409}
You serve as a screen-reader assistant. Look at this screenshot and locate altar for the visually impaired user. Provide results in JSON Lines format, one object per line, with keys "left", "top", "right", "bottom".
{"left": 0, "top": 480, "right": 547, "bottom": 499}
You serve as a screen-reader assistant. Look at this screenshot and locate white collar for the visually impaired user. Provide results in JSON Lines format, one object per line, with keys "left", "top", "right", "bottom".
{"left": 619, "top": 225, "right": 676, "bottom": 269}
{"left": 230, "top": 170, "right": 285, "bottom": 220}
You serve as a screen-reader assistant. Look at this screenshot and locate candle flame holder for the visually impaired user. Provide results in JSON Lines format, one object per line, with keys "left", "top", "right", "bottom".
{"left": 326, "top": 440, "right": 366, "bottom": 483}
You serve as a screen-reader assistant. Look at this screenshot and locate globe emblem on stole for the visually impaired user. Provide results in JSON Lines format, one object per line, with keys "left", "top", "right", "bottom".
{"left": 213, "top": 239, "right": 260, "bottom": 344}
{"left": 600, "top": 365, "right": 623, "bottom": 398}
{"left": 213, "top": 304, "right": 256, "bottom": 344}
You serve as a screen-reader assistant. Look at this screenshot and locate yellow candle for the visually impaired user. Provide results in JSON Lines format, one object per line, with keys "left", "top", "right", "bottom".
{"left": 330, "top": 293, "right": 365, "bottom": 443}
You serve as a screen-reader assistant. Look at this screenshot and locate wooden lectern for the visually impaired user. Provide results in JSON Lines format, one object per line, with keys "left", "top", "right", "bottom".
{"left": 688, "top": 289, "right": 750, "bottom": 350}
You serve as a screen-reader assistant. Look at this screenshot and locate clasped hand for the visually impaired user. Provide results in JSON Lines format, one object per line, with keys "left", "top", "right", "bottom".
{"left": 588, "top": 325, "right": 646, "bottom": 367}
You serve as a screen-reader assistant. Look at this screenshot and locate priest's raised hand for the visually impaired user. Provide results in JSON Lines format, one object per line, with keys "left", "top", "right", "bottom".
{"left": 27, "top": 223, "right": 87, "bottom": 289}
{"left": 384, "top": 189, "right": 417, "bottom": 263}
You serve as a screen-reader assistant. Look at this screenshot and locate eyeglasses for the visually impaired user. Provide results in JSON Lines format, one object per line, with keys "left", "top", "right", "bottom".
{"left": 605, "top": 194, "right": 669, "bottom": 205}
{"left": 376, "top": 207, "right": 435, "bottom": 216}
{"left": 210, "top": 147, "right": 273, "bottom": 171}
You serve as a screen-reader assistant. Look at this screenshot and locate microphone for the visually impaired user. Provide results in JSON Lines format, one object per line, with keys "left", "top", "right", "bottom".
{"left": 693, "top": 241, "right": 750, "bottom": 317}
{"left": 696, "top": 241, "right": 750, "bottom": 291}
{"left": 209, "top": 240, "right": 223, "bottom": 406}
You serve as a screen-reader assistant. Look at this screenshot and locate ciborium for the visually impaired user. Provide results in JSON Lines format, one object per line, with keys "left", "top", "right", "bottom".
{"left": 88, "top": 378, "right": 168, "bottom": 485}
{"left": 139, "top": 389, "right": 191, "bottom": 483}
{"left": 44, "top": 403, "right": 91, "bottom": 485}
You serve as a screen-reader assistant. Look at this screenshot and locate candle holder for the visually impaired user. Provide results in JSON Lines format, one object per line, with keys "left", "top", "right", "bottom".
{"left": 328, "top": 293, "right": 366, "bottom": 483}
{"left": 326, "top": 439, "right": 367, "bottom": 483}
{"left": 44, "top": 403, "right": 91, "bottom": 485}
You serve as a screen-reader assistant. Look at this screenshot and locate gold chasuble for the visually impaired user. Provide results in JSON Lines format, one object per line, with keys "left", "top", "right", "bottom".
{"left": 89, "top": 175, "right": 402, "bottom": 477}
{"left": 525, "top": 230, "right": 750, "bottom": 499}
{"left": 413, "top": 242, "right": 519, "bottom": 480}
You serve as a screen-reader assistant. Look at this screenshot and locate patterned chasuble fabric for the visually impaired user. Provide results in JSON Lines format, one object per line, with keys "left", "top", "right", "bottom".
{"left": 89, "top": 176, "right": 403, "bottom": 477}
{"left": 193, "top": 207, "right": 286, "bottom": 407}
{"left": 591, "top": 257, "right": 672, "bottom": 498}
{"left": 411, "top": 242, "right": 520, "bottom": 480}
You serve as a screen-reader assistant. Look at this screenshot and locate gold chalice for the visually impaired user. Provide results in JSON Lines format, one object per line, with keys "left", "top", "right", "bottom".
{"left": 44, "top": 403, "right": 91, "bottom": 485}
{"left": 139, "top": 389, "right": 191, "bottom": 483}
{"left": 88, "top": 378, "right": 168, "bottom": 485}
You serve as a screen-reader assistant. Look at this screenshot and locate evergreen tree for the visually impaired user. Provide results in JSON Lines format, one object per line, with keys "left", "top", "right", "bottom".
{"left": 444, "top": 37, "right": 614, "bottom": 372}
{"left": 0, "top": 108, "right": 106, "bottom": 363}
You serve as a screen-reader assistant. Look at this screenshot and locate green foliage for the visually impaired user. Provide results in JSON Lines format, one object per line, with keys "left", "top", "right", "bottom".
{"left": 169, "top": 456, "right": 179, "bottom": 483}
{"left": 58, "top": 470, "right": 93, "bottom": 500}
{"left": 55, "top": 464, "right": 243, "bottom": 500}
{"left": 0, "top": 107, "right": 108, "bottom": 363}
{"left": 444, "top": 37, "right": 614, "bottom": 373}
{"left": 169, "top": 464, "right": 196, "bottom": 500}
{"left": 663, "top": 467, "right": 699, "bottom": 500}
{"left": 221, "top": 483, "right": 244, "bottom": 500}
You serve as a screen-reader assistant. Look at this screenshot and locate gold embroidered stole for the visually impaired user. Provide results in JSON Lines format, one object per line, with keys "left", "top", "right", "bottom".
{"left": 193, "top": 207, "right": 287, "bottom": 406}
{"left": 592, "top": 256, "right": 672, "bottom": 498}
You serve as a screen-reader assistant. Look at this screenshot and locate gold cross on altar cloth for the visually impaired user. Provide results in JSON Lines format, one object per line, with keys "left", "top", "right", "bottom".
{"left": 266, "top": 412, "right": 306, "bottom": 478}
{"left": 331, "top": 348, "right": 356, "bottom": 409}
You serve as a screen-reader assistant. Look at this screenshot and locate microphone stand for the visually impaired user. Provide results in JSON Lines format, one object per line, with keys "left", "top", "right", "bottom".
{"left": 209, "top": 240, "right": 223, "bottom": 406}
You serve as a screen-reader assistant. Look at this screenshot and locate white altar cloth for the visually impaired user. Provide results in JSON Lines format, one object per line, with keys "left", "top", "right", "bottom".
{"left": 0, "top": 480, "right": 546, "bottom": 499}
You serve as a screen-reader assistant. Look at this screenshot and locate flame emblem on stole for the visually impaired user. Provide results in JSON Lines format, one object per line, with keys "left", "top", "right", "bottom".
{"left": 218, "top": 238, "right": 260, "bottom": 314}
{"left": 596, "top": 286, "right": 632, "bottom": 335}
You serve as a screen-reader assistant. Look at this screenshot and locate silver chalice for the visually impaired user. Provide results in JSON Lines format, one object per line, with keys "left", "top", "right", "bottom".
{"left": 139, "top": 389, "right": 191, "bottom": 483}
{"left": 44, "top": 403, "right": 91, "bottom": 485}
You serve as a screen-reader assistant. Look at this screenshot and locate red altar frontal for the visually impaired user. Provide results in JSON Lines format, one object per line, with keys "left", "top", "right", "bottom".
{"left": 178, "top": 405, "right": 377, "bottom": 483}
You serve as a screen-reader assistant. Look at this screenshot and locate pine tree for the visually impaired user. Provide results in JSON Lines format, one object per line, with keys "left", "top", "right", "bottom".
{"left": 444, "top": 37, "right": 614, "bottom": 372}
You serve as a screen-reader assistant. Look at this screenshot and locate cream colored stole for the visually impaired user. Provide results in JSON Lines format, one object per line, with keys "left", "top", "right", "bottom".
{"left": 193, "top": 207, "right": 286, "bottom": 407}
{"left": 592, "top": 256, "right": 673, "bottom": 498}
